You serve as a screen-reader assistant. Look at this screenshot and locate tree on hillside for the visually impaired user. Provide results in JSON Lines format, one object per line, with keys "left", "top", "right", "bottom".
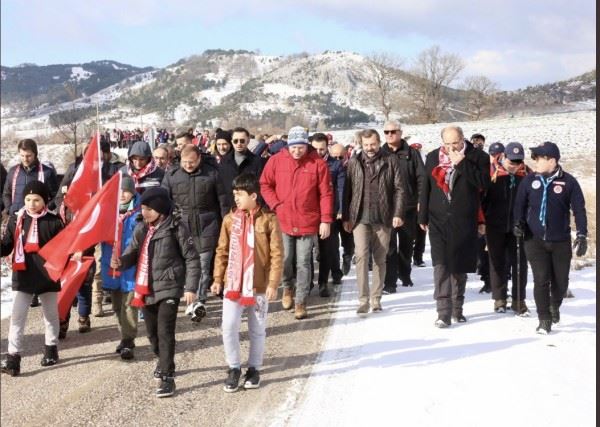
{"left": 462, "top": 75, "right": 499, "bottom": 120}
{"left": 364, "top": 52, "right": 405, "bottom": 121}
{"left": 406, "top": 45, "right": 464, "bottom": 123}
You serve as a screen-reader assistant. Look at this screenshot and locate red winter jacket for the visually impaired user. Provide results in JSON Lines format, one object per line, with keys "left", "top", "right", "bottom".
{"left": 259, "top": 147, "right": 334, "bottom": 236}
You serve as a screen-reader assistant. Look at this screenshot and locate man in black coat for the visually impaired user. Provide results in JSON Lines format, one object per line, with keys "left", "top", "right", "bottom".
{"left": 162, "top": 144, "right": 227, "bottom": 304}
{"left": 380, "top": 120, "right": 425, "bottom": 291}
{"left": 418, "top": 126, "right": 490, "bottom": 327}
{"left": 218, "top": 127, "right": 264, "bottom": 212}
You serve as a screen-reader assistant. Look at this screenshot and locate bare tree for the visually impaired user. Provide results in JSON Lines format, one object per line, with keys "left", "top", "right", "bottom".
{"left": 364, "top": 53, "right": 404, "bottom": 120}
{"left": 406, "top": 45, "right": 465, "bottom": 123}
{"left": 461, "top": 75, "right": 499, "bottom": 120}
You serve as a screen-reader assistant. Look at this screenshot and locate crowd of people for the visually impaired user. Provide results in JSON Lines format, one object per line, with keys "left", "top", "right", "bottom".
{"left": 0, "top": 121, "right": 588, "bottom": 398}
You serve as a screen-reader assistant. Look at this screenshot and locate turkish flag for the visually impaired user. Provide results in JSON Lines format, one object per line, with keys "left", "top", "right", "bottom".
{"left": 40, "top": 172, "right": 121, "bottom": 281}
{"left": 64, "top": 132, "right": 102, "bottom": 213}
{"left": 57, "top": 256, "right": 95, "bottom": 321}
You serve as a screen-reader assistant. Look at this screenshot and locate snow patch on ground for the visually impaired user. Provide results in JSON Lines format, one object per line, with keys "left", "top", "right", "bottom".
{"left": 70, "top": 66, "right": 93, "bottom": 81}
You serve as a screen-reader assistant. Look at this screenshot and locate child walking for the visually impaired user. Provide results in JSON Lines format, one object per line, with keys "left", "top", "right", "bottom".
{"left": 211, "top": 173, "right": 283, "bottom": 392}
{"left": 112, "top": 187, "right": 200, "bottom": 397}
{"left": 101, "top": 176, "right": 140, "bottom": 360}
{"left": 1, "top": 181, "right": 64, "bottom": 376}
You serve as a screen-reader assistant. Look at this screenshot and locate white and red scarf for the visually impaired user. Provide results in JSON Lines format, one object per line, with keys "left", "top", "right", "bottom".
{"left": 130, "top": 223, "right": 158, "bottom": 308}
{"left": 225, "top": 208, "right": 257, "bottom": 306}
{"left": 431, "top": 145, "right": 465, "bottom": 199}
{"left": 109, "top": 206, "right": 140, "bottom": 278}
{"left": 13, "top": 206, "right": 48, "bottom": 271}
{"left": 127, "top": 159, "right": 157, "bottom": 190}
{"left": 12, "top": 162, "right": 45, "bottom": 203}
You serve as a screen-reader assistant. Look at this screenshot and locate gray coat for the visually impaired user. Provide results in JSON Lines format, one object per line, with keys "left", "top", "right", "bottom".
{"left": 119, "top": 213, "right": 200, "bottom": 305}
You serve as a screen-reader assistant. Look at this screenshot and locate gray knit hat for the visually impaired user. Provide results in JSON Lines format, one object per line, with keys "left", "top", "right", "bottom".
{"left": 121, "top": 175, "right": 136, "bottom": 194}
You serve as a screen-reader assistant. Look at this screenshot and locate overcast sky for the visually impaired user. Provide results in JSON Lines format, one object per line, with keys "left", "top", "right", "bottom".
{"left": 1, "top": 0, "right": 595, "bottom": 90}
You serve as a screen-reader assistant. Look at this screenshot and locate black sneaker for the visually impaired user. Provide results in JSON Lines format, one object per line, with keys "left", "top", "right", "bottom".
{"left": 243, "top": 367, "right": 261, "bottom": 389}
{"left": 536, "top": 320, "right": 552, "bottom": 335}
{"left": 30, "top": 294, "right": 40, "bottom": 307}
{"left": 549, "top": 305, "right": 560, "bottom": 324}
{"left": 452, "top": 314, "right": 467, "bottom": 323}
{"left": 1, "top": 353, "right": 21, "bottom": 376}
{"left": 382, "top": 286, "right": 396, "bottom": 295}
{"left": 120, "top": 347, "right": 134, "bottom": 360}
{"left": 401, "top": 278, "right": 414, "bottom": 287}
{"left": 156, "top": 376, "right": 175, "bottom": 398}
{"left": 40, "top": 345, "right": 59, "bottom": 367}
{"left": 413, "top": 259, "right": 426, "bottom": 267}
{"left": 224, "top": 368, "right": 241, "bottom": 393}
{"left": 153, "top": 363, "right": 162, "bottom": 382}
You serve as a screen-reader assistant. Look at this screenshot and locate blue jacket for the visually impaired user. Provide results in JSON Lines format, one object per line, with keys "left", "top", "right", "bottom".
{"left": 326, "top": 155, "right": 346, "bottom": 215}
{"left": 513, "top": 167, "right": 587, "bottom": 242}
{"left": 101, "top": 196, "right": 140, "bottom": 292}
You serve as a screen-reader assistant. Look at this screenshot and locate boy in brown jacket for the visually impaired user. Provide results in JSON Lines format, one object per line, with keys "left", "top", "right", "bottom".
{"left": 211, "top": 173, "right": 283, "bottom": 393}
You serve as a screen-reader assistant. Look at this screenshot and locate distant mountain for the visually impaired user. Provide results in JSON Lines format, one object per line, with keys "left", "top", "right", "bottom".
{"left": 0, "top": 60, "right": 155, "bottom": 113}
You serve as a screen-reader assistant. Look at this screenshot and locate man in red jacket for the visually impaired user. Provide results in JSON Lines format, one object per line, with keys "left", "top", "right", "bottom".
{"left": 259, "top": 126, "right": 334, "bottom": 320}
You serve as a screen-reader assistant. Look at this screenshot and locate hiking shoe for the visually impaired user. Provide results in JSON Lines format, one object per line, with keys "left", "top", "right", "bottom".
{"left": 549, "top": 305, "right": 560, "bottom": 324}
{"left": 318, "top": 284, "right": 330, "bottom": 298}
{"left": 78, "top": 316, "right": 91, "bottom": 333}
{"left": 435, "top": 317, "right": 451, "bottom": 328}
{"left": 30, "top": 294, "right": 40, "bottom": 307}
{"left": 511, "top": 300, "right": 530, "bottom": 316}
{"left": 224, "top": 368, "right": 241, "bottom": 393}
{"left": 243, "top": 367, "right": 261, "bottom": 389}
{"left": 382, "top": 286, "right": 396, "bottom": 295}
{"left": 536, "top": 320, "right": 552, "bottom": 335}
{"left": 356, "top": 303, "right": 369, "bottom": 316}
{"left": 156, "top": 376, "right": 175, "bottom": 398}
{"left": 40, "top": 345, "right": 59, "bottom": 367}
{"left": 294, "top": 304, "right": 307, "bottom": 320}
{"left": 494, "top": 299, "right": 507, "bottom": 313}
{"left": 1, "top": 353, "right": 21, "bottom": 376}
{"left": 58, "top": 320, "right": 69, "bottom": 340}
{"left": 281, "top": 288, "right": 294, "bottom": 310}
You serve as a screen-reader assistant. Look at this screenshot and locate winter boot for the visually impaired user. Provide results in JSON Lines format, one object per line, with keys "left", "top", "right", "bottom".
{"left": 78, "top": 316, "right": 91, "bottom": 333}
{"left": 40, "top": 345, "right": 59, "bottom": 367}
{"left": 155, "top": 375, "right": 175, "bottom": 398}
{"left": 242, "top": 367, "right": 261, "bottom": 389}
{"left": 536, "top": 319, "right": 552, "bottom": 335}
{"left": 120, "top": 339, "right": 135, "bottom": 360}
{"left": 435, "top": 317, "right": 451, "bottom": 328}
{"left": 294, "top": 304, "right": 307, "bottom": 320}
{"left": 494, "top": 299, "right": 507, "bottom": 313}
{"left": 30, "top": 294, "right": 40, "bottom": 307}
{"left": 224, "top": 368, "right": 241, "bottom": 393}
{"left": 318, "top": 283, "right": 330, "bottom": 297}
{"left": 1, "top": 353, "right": 21, "bottom": 376}
{"left": 452, "top": 310, "right": 467, "bottom": 323}
{"left": 511, "top": 300, "right": 530, "bottom": 316}
{"left": 281, "top": 288, "right": 294, "bottom": 310}
{"left": 549, "top": 304, "right": 560, "bottom": 324}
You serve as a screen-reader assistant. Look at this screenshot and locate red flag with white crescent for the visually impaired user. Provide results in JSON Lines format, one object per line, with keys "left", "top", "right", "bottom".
{"left": 39, "top": 172, "right": 122, "bottom": 281}
{"left": 64, "top": 132, "right": 102, "bottom": 214}
{"left": 57, "top": 256, "right": 94, "bottom": 321}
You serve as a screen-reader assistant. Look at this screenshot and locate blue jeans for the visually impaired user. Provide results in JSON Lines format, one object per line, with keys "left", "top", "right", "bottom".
{"left": 76, "top": 263, "right": 95, "bottom": 317}
{"left": 282, "top": 234, "right": 315, "bottom": 304}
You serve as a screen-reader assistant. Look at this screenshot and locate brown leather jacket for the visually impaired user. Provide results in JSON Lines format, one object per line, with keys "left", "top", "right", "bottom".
{"left": 213, "top": 207, "right": 284, "bottom": 293}
{"left": 342, "top": 150, "right": 405, "bottom": 227}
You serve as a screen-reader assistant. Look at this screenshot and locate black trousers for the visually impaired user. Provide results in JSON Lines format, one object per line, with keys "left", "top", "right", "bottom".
{"left": 142, "top": 297, "right": 180, "bottom": 375}
{"left": 384, "top": 209, "right": 417, "bottom": 288}
{"left": 413, "top": 225, "right": 426, "bottom": 262}
{"left": 524, "top": 238, "right": 572, "bottom": 321}
{"left": 433, "top": 264, "right": 467, "bottom": 319}
{"left": 486, "top": 229, "right": 528, "bottom": 301}
{"left": 476, "top": 235, "right": 489, "bottom": 281}
{"left": 337, "top": 218, "right": 355, "bottom": 262}
{"left": 318, "top": 221, "right": 342, "bottom": 284}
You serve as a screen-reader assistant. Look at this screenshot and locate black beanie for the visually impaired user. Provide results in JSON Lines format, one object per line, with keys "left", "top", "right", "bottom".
{"left": 139, "top": 187, "right": 172, "bottom": 216}
{"left": 22, "top": 180, "right": 50, "bottom": 203}
{"left": 215, "top": 129, "right": 232, "bottom": 143}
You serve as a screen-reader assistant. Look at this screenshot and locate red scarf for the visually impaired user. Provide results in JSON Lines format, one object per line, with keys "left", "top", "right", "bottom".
{"left": 109, "top": 206, "right": 140, "bottom": 278}
{"left": 13, "top": 206, "right": 48, "bottom": 271}
{"left": 130, "top": 223, "right": 158, "bottom": 308}
{"left": 12, "top": 162, "right": 45, "bottom": 203}
{"left": 225, "top": 208, "right": 257, "bottom": 306}
{"left": 127, "top": 159, "right": 157, "bottom": 190}
{"left": 431, "top": 145, "right": 466, "bottom": 198}
{"left": 490, "top": 157, "right": 528, "bottom": 182}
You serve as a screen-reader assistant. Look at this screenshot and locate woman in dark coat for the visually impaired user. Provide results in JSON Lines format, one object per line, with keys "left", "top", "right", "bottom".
{"left": 418, "top": 126, "right": 490, "bottom": 327}
{"left": 1, "top": 181, "right": 64, "bottom": 376}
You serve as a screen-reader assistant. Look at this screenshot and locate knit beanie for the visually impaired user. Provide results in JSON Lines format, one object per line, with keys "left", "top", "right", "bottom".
{"left": 22, "top": 180, "right": 50, "bottom": 203}
{"left": 287, "top": 126, "right": 309, "bottom": 146}
{"left": 215, "top": 129, "right": 232, "bottom": 143}
{"left": 139, "top": 187, "right": 172, "bottom": 216}
{"left": 121, "top": 175, "right": 136, "bottom": 194}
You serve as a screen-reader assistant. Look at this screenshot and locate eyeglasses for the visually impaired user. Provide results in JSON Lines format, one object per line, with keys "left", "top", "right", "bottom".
{"left": 232, "top": 139, "right": 247, "bottom": 145}
{"left": 383, "top": 130, "right": 399, "bottom": 135}
{"left": 332, "top": 156, "right": 344, "bottom": 160}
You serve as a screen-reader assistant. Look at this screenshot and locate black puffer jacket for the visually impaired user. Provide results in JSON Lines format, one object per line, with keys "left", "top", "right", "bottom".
{"left": 381, "top": 140, "right": 425, "bottom": 211}
{"left": 342, "top": 150, "right": 405, "bottom": 227}
{"left": 119, "top": 213, "right": 200, "bottom": 305}
{"left": 161, "top": 160, "right": 227, "bottom": 252}
{"left": 218, "top": 150, "right": 265, "bottom": 212}
{"left": 1, "top": 212, "right": 64, "bottom": 294}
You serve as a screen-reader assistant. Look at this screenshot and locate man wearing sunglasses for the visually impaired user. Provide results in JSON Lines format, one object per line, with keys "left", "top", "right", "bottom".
{"left": 380, "top": 120, "right": 425, "bottom": 292}
{"left": 218, "top": 127, "right": 265, "bottom": 213}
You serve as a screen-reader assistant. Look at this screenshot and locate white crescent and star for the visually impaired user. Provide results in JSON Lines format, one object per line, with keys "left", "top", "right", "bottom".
{"left": 79, "top": 204, "right": 101, "bottom": 234}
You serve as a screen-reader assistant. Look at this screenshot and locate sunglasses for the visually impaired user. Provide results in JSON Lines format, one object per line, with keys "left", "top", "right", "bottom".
{"left": 232, "top": 139, "right": 247, "bottom": 144}
{"left": 383, "top": 130, "right": 399, "bottom": 135}
{"left": 332, "top": 156, "right": 344, "bottom": 160}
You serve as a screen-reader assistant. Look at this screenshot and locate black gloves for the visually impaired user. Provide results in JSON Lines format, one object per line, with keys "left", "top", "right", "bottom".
{"left": 573, "top": 235, "right": 587, "bottom": 257}
{"left": 513, "top": 223, "right": 525, "bottom": 239}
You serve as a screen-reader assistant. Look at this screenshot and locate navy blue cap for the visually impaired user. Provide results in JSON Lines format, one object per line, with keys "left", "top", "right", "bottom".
{"left": 488, "top": 142, "right": 505, "bottom": 156}
{"left": 530, "top": 141, "right": 560, "bottom": 161}
{"left": 505, "top": 142, "right": 524, "bottom": 161}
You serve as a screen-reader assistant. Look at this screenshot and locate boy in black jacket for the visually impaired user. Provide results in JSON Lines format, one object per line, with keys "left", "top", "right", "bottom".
{"left": 513, "top": 141, "right": 587, "bottom": 334}
{"left": 112, "top": 187, "right": 200, "bottom": 397}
